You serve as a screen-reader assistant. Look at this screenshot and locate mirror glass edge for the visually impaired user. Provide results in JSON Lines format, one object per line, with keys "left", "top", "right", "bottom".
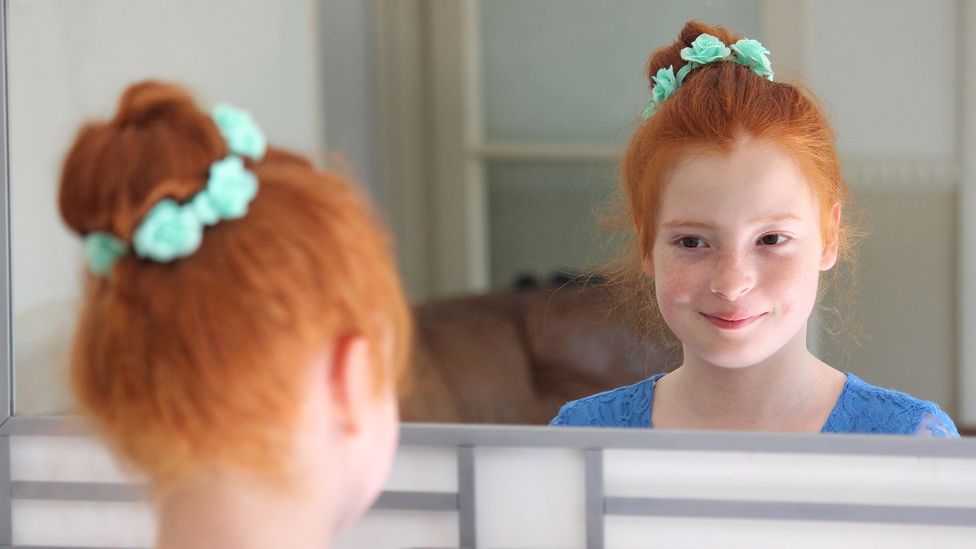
{"left": 1, "top": 0, "right": 11, "bottom": 425}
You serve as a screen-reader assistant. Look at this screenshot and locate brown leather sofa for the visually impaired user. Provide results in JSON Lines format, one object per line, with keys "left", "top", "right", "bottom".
{"left": 400, "top": 284, "right": 682, "bottom": 424}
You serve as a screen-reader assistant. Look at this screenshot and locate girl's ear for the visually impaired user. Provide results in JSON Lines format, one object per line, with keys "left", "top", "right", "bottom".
{"left": 328, "top": 335, "right": 375, "bottom": 434}
{"left": 820, "top": 203, "right": 841, "bottom": 271}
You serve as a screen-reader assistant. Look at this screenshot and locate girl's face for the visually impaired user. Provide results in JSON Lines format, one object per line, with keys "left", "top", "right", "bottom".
{"left": 646, "top": 139, "right": 838, "bottom": 369}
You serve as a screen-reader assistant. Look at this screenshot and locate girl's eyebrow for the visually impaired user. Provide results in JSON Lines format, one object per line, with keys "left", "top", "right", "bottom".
{"left": 661, "top": 214, "right": 803, "bottom": 229}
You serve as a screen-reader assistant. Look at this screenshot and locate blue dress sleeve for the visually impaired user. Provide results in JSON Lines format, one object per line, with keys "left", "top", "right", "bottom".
{"left": 823, "top": 373, "right": 961, "bottom": 436}
{"left": 549, "top": 378, "right": 656, "bottom": 428}
{"left": 550, "top": 400, "right": 589, "bottom": 426}
{"left": 915, "top": 406, "right": 960, "bottom": 438}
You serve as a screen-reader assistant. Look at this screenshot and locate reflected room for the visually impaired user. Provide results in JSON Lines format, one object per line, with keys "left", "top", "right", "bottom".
{"left": 11, "top": 0, "right": 964, "bottom": 428}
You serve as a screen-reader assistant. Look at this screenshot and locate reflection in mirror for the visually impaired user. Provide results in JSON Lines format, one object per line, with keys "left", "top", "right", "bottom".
{"left": 387, "top": 0, "right": 967, "bottom": 433}
{"left": 7, "top": 0, "right": 972, "bottom": 437}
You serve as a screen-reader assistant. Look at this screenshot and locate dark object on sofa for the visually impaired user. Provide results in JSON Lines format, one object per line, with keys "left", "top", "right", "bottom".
{"left": 401, "top": 284, "right": 682, "bottom": 424}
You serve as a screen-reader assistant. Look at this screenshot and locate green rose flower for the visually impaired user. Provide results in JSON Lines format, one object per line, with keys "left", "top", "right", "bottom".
{"left": 212, "top": 104, "right": 267, "bottom": 160}
{"left": 84, "top": 231, "right": 126, "bottom": 275}
{"left": 651, "top": 66, "right": 678, "bottom": 104}
{"left": 133, "top": 199, "right": 204, "bottom": 263}
{"left": 203, "top": 156, "right": 259, "bottom": 220}
{"left": 680, "top": 33, "right": 731, "bottom": 65}
{"left": 643, "top": 66, "right": 680, "bottom": 118}
{"left": 731, "top": 38, "right": 774, "bottom": 80}
{"left": 189, "top": 192, "right": 220, "bottom": 226}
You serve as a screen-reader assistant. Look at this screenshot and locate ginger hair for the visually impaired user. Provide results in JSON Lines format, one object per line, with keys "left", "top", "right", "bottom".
{"left": 59, "top": 81, "right": 411, "bottom": 486}
{"left": 607, "top": 21, "right": 857, "bottom": 344}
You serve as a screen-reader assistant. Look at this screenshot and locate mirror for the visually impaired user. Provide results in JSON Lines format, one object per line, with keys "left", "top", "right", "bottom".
{"left": 7, "top": 0, "right": 971, "bottom": 437}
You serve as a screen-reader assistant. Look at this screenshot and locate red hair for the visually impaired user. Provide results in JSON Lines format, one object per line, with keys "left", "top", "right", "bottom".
{"left": 610, "top": 21, "right": 855, "bottom": 341}
{"left": 624, "top": 21, "right": 850, "bottom": 254}
{"left": 59, "top": 81, "right": 411, "bottom": 486}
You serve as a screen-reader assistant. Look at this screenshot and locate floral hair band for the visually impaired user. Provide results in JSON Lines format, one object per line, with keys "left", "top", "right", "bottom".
{"left": 642, "top": 33, "right": 774, "bottom": 119}
{"left": 83, "top": 104, "right": 267, "bottom": 275}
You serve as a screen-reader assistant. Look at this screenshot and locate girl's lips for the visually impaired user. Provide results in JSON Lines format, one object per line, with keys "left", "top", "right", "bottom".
{"left": 701, "top": 312, "right": 767, "bottom": 330}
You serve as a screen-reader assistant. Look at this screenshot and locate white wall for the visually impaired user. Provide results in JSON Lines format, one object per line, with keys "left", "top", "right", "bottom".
{"left": 7, "top": 0, "right": 323, "bottom": 414}
{"left": 796, "top": 0, "right": 959, "bottom": 412}
{"left": 318, "top": 0, "right": 382, "bottom": 200}
{"left": 806, "top": 0, "right": 956, "bottom": 160}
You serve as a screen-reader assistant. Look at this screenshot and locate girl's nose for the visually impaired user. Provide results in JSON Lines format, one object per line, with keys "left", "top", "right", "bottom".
{"left": 710, "top": 251, "right": 755, "bottom": 301}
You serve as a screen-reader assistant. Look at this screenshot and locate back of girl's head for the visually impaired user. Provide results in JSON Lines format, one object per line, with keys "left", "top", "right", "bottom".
{"left": 59, "top": 81, "right": 410, "bottom": 487}
{"left": 623, "top": 21, "right": 850, "bottom": 259}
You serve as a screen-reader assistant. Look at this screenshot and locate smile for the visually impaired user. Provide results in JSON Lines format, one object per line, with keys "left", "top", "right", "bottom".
{"left": 701, "top": 312, "right": 768, "bottom": 330}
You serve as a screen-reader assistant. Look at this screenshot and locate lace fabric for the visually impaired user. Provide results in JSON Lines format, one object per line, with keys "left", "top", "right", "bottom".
{"left": 550, "top": 376, "right": 656, "bottom": 428}
{"left": 551, "top": 372, "right": 960, "bottom": 437}
{"left": 916, "top": 411, "right": 959, "bottom": 438}
{"left": 821, "top": 374, "right": 959, "bottom": 437}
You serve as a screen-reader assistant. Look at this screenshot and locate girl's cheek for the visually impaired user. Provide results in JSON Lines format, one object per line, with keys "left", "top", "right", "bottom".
{"left": 767, "top": 252, "right": 819, "bottom": 286}
{"left": 655, "top": 258, "right": 697, "bottom": 305}
{"left": 761, "top": 254, "right": 822, "bottom": 310}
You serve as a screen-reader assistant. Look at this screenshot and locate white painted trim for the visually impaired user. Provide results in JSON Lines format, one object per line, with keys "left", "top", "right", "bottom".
{"left": 474, "top": 142, "right": 958, "bottom": 193}
{"left": 958, "top": 0, "right": 976, "bottom": 425}
{"left": 0, "top": 0, "right": 10, "bottom": 429}
{"left": 842, "top": 157, "right": 959, "bottom": 194}
{"left": 475, "top": 143, "right": 622, "bottom": 161}
{"left": 372, "top": 0, "right": 432, "bottom": 300}
{"left": 427, "top": 0, "right": 488, "bottom": 297}
{"left": 375, "top": 0, "right": 489, "bottom": 299}
{"left": 462, "top": 0, "right": 488, "bottom": 292}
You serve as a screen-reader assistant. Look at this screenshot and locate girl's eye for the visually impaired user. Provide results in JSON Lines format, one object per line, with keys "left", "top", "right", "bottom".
{"left": 678, "top": 237, "right": 707, "bottom": 248}
{"left": 758, "top": 234, "right": 787, "bottom": 246}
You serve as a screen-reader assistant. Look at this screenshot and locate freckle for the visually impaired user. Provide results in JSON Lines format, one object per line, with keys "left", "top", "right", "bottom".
{"left": 659, "top": 263, "right": 695, "bottom": 304}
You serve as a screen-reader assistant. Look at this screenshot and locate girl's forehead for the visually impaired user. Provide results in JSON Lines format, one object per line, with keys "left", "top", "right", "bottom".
{"left": 666, "top": 140, "right": 802, "bottom": 187}
{"left": 659, "top": 141, "right": 820, "bottom": 219}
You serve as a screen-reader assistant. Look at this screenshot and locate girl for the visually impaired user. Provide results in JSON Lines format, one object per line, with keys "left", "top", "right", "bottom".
{"left": 551, "top": 22, "right": 958, "bottom": 437}
{"left": 59, "top": 81, "right": 411, "bottom": 547}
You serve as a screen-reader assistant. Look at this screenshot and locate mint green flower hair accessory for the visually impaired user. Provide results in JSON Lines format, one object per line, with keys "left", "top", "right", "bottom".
{"left": 84, "top": 232, "right": 127, "bottom": 275}
{"left": 132, "top": 199, "right": 205, "bottom": 262}
{"left": 130, "top": 155, "right": 259, "bottom": 263}
{"left": 212, "top": 104, "right": 267, "bottom": 160}
{"left": 731, "top": 38, "right": 774, "bottom": 80}
{"left": 641, "top": 33, "right": 774, "bottom": 120}
{"left": 643, "top": 66, "right": 680, "bottom": 119}
{"left": 83, "top": 104, "right": 265, "bottom": 274}
{"left": 680, "top": 33, "right": 731, "bottom": 65}
{"left": 200, "top": 156, "right": 259, "bottom": 220}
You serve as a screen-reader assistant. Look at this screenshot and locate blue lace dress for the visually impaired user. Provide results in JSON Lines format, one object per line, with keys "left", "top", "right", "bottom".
{"left": 550, "top": 372, "right": 959, "bottom": 437}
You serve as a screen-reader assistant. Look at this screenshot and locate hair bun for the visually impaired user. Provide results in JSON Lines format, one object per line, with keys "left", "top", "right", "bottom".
{"left": 59, "top": 80, "right": 226, "bottom": 240}
{"left": 677, "top": 21, "right": 739, "bottom": 50}
{"left": 646, "top": 21, "right": 742, "bottom": 85}
{"left": 112, "top": 80, "right": 198, "bottom": 127}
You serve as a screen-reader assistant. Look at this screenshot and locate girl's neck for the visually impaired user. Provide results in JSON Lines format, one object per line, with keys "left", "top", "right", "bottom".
{"left": 154, "top": 469, "right": 335, "bottom": 549}
{"left": 653, "top": 327, "right": 846, "bottom": 431}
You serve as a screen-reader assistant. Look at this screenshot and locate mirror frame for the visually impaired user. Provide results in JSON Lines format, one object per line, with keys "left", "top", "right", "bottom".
{"left": 1, "top": 0, "right": 12, "bottom": 541}
{"left": 0, "top": 0, "right": 10, "bottom": 429}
